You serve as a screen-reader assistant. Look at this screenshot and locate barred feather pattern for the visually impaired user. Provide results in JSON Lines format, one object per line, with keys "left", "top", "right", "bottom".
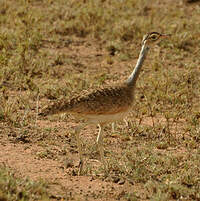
{"left": 39, "top": 83, "right": 135, "bottom": 121}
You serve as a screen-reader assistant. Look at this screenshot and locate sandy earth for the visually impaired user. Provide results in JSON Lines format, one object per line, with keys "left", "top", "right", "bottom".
{"left": 0, "top": 122, "right": 137, "bottom": 200}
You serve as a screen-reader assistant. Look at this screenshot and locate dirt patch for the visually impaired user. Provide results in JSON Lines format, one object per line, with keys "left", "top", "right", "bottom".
{"left": 0, "top": 136, "right": 134, "bottom": 201}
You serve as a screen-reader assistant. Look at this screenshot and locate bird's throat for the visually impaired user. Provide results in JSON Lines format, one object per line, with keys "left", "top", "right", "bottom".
{"left": 126, "top": 45, "right": 149, "bottom": 87}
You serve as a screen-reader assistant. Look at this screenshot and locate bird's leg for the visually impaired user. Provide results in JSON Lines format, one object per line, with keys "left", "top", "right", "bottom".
{"left": 96, "top": 123, "right": 106, "bottom": 166}
{"left": 112, "top": 118, "right": 129, "bottom": 133}
{"left": 111, "top": 122, "right": 115, "bottom": 132}
{"left": 124, "top": 118, "right": 129, "bottom": 127}
{"left": 74, "top": 124, "right": 86, "bottom": 175}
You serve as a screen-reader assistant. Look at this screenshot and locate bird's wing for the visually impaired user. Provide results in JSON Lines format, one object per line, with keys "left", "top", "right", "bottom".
{"left": 40, "top": 84, "right": 133, "bottom": 116}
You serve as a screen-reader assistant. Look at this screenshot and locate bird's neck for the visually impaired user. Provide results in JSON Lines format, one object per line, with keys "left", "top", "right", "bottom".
{"left": 126, "top": 44, "right": 149, "bottom": 87}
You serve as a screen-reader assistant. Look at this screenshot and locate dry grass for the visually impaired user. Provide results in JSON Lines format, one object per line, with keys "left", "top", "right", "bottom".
{"left": 0, "top": 0, "right": 200, "bottom": 200}
{"left": 0, "top": 166, "right": 49, "bottom": 201}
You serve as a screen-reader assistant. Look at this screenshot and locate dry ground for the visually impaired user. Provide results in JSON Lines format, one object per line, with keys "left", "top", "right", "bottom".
{"left": 0, "top": 0, "right": 200, "bottom": 200}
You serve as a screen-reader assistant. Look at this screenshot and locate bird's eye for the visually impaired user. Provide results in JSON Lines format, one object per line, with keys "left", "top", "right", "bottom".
{"left": 150, "top": 34, "right": 158, "bottom": 40}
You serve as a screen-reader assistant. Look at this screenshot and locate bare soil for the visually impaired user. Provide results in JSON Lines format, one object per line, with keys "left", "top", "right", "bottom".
{"left": 0, "top": 122, "right": 137, "bottom": 201}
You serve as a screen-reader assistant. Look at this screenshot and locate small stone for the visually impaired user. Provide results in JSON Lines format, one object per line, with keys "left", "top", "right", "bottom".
{"left": 112, "top": 176, "right": 120, "bottom": 183}
{"left": 118, "top": 179, "right": 125, "bottom": 185}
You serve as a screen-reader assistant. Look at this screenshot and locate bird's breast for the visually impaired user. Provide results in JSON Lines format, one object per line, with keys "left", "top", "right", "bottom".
{"left": 83, "top": 111, "right": 129, "bottom": 124}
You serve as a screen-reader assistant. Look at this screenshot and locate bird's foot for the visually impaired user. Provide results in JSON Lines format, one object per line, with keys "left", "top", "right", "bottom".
{"left": 77, "top": 160, "right": 83, "bottom": 176}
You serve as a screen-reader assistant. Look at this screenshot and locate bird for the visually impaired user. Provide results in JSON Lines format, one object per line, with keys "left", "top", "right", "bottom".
{"left": 39, "top": 32, "right": 170, "bottom": 174}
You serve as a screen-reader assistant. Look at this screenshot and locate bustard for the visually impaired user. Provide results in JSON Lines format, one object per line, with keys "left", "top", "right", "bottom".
{"left": 39, "top": 32, "right": 170, "bottom": 174}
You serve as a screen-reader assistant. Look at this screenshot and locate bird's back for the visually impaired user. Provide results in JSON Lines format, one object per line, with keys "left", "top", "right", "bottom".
{"left": 40, "top": 82, "right": 135, "bottom": 123}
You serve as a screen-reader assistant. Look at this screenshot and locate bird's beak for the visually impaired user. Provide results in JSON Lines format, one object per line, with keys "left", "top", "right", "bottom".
{"left": 161, "top": 33, "right": 171, "bottom": 38}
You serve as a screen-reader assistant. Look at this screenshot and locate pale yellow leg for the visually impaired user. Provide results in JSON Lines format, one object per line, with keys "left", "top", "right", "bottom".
{"left": 96, "top": 123, "right": 105, "bottom": 164}
{"left": 124, "top": 118, "right": 129, "bottom": 127}
{"left": 74, "top": 124, "right": 86, "bottom": 175}
{"left": 111, "top": 122, "right": 115, "bottom": 132}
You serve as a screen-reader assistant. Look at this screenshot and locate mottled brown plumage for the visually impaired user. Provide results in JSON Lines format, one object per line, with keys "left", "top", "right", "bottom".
{"left": 40, "top": 83, "right": 134, "bottom": 120}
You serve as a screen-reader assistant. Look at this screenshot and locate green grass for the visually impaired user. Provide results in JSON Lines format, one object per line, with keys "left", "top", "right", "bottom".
{"left": 106, "top": 145, "right": 200, "bottom": 200}
{"left": 0, "top": 0, "right": 200, "bottom": 200}
{"left": 0, "top": 166, "right": 50, "bottom": 201}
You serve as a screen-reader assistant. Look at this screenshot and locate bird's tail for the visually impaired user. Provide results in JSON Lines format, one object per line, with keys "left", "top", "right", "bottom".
{"left": 39, "top": 99, "right": 69, "bottom": 117}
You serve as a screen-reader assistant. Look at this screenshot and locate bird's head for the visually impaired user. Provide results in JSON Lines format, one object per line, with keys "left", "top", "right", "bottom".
{"left": 142, "top": 32, "right": 170, "bottom": 47}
